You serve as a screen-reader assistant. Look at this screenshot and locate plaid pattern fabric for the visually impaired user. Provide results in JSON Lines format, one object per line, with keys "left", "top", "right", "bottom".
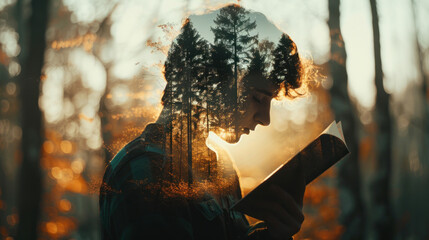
{"left": 100, "top": 123, "right": 273, "bottom": 240}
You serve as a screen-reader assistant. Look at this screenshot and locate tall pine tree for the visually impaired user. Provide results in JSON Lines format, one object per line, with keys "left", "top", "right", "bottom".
{"left": 163, "top": 19, "right": 207, "bottom": 185}
{"left": 269, "top": 34, "right": 302, "bottom": 96}
{"left": 246, "top": 48, "right": 266, "bottom": 79}
{"left": 258, "top": 39, "right": 275, "bottom": 73}
{"left": 209, "top": 42, "right": 233, "bottom": 130}
{"left": 211, "top": 5, "right": 257, "bottom": 138}
{"left": 163, "top": 41, "right": 183, "bottom": 179}
{"left": 241, "top": 48, "right": 267, "bottom": 109}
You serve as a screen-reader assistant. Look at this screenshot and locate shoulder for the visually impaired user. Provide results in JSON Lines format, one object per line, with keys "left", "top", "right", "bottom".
{"left": 102, "top": 135, "right": 167, "bottom": 192}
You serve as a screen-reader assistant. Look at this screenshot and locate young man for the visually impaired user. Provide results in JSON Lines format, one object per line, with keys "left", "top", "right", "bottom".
{"left": 100, "top": 5, "right": 306, "bottom": 240}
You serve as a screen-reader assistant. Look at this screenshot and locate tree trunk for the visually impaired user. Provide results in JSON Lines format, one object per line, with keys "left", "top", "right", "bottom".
{"left": 327, "top": 0, "right": 364, "bottom": 239}
{"left": 206, "top": 97, "right": 211, "bottom": 178}
{"left": 179, "top": 111, "right": 183, "bottom": 179}
{"left": 369, "top": 0, "right": 393, "bottom": 239}
{"left": 411, "top": 0, "right": 429, "bottom": 168}
{"left": 408, "top": 0, "right": 429, "bottom": 237}
{"left": 168, "top": 82, "right": 173, "bottom": 180}
{"left": 233, "top": 26, "right": 239, "bottom": 140}
{"left": 16, "top": 0, "right": 49, "bottom": 239}
{"left": 187, "top": 63, "right": 193, "bottom": 185}
{"left": 0, "top": 53, "right": 9, "bottom": 233}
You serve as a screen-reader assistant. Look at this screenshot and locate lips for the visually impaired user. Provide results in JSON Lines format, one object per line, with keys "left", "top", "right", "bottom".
{"left": 243, "top": 128, "right": 250, "bottom": 135}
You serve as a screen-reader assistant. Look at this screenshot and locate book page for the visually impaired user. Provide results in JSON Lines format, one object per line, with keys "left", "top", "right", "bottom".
{"left": 322, "top": 120, "right": 345, "bottom": 143}
{"left": 232, "top": 120, "right": 350, "bottom": 215}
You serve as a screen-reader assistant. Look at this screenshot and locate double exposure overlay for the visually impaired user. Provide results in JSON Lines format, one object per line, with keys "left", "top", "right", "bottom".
{"left": 0, "top": 0, "right": 428, "bottom": 239}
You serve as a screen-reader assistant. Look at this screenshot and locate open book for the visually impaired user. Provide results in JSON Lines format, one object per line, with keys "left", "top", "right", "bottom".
{"left": 232, "top": 121, "right": 350, "bottom": 214}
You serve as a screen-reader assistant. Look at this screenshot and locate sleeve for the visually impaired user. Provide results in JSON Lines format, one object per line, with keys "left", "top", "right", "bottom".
{"left": 104, "top": 155, "right": 195, "bottom": 240}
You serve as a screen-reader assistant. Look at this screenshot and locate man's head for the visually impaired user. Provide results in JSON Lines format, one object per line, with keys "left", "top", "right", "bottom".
{"left": 161, "top": 5, "right": 303, "bottom": 143}
{"left": 233, "top": 32, "right": 303, "bottom": 142}
{"left": 235, "top": 76, "right": 277, "bottom": 137}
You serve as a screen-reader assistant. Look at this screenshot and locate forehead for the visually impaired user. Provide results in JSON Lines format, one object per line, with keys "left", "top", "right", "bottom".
{"left": 247, "top": 79, "right": 277, "bottom": 97}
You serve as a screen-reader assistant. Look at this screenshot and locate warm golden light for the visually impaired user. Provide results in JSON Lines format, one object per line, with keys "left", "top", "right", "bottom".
{"left": 51, "top": 167, "right": 62, "bottom": 180}
{"left": 51, "top": 33, "right": 96, "bottom": 52}
{"left": 46, "top": 222, "right": 58, "bottom": 234}
{"left": 71, "top": 158, "right": 85, "bottom": 174}
{"left": 65, "top": 177, "right": 89, "bottom": 194}
{"left": 60, "top": 169, "right": 74, "bottom": 183}
{"left": 60, "top": 140, "right": 73, "bottom": 154}
{"left": 78, "top": 113, "right": 94, "bottom": 123}
{"left": 43, "top": 141, "right": 55, "bottom": 154}
{"left": 56, "top": 222, "right": 66, "bottom": 234}
{"left": 59, "top": 199, "right": 72, "bottom": 212}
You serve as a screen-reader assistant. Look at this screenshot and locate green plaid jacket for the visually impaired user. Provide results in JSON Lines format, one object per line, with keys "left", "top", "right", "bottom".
{"left": 100, "top": 123, "right": 272, "bottom": 240}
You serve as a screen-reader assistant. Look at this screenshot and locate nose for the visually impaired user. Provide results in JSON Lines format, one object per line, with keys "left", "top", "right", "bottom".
{"left": 254, "top": 103, "right": 271, "bottom": 127}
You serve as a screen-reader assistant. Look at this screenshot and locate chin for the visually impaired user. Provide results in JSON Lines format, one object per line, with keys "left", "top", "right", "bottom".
{"left": 214, "top": 128, "right": 247, "bottom": 144}
{"left": 226, "top": 132, "right": 245, "bottom": 144}
{"left": 226, "top": 138, "right": 240, "bottom": 144}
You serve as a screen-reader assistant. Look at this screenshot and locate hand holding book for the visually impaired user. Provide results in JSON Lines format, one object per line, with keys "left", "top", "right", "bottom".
{"left": 232, "top": 121, "right": 350, "bottom": 238}
{"left": 242, "top": 162, "right": 306, "bottom": 239}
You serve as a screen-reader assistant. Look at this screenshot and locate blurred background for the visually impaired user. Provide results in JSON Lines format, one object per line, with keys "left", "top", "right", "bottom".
{"left": 0, "top": 0, "right": 428, "bottom": 239}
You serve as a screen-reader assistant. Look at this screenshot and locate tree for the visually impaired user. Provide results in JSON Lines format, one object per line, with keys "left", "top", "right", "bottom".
{"left": 163, "top": 41, "right": 182, "bottom": 178}
{"left": 16, "top": 0, "right": 49, "bottom": 239}
{"left": 211, "top": 5, "right": 257, "bottom": 138}
{"left": 327, "top": 0, "right": 365, "bottom": 239}
{"left": 163, "top": 19, "right": 207, "bottom": 184}
{"left": 411, "top": 0, "right": 429, "bottom": 171}
{"left": 369, "top": 0, "right": 393, "bottom": 239}
{"left": 258, "top": 39, "right": 275, "bottom": 72}
{"left": 269, "top": 34, "right": 301, "bottom": 94}
{"left": 241, "top": 48, "right": 266, "bottom": 113}
{"left": 242, "top": 48, "right": 266, "bottom": 91}
{"left": 410, "top": 1, "right": 429, "bottom": 238}
{"left": 247, "top": 48, "right": 266, "bottom": 78}
{"left": 209, "top": 42, "right": 233, "bottom": 130}
{"left": 194, "top": 41, "right": 218, "bottom": 178}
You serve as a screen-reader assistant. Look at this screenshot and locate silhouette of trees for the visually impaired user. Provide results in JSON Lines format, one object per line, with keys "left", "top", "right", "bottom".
{"left": 211, "top": 5, "right": 258, "bottom": 137}
{"left": 242, "top": 48, "right": 266, "bottom": 101}
{"left": 2, "top": 1, "right": 428, "bottom": 239}
{"left": 162, "top": 19, "right": 210, "bottom": 184}
{"left": 161, "top": 10, "right": 312, "bottom": 184}
{"left": 269, "top": 34, "right": 302, "bottom": 96}
{"left": 247, "top": 48, "right": 266, "bottom": 80}
{"left": 208, "top": 42, "right": 233, "bottom": 131}
{"left": 258, "top": 39, "right": 275, "bottom": 72}
{"left": 161, "top": 11, "right": 265, "bottom": 183}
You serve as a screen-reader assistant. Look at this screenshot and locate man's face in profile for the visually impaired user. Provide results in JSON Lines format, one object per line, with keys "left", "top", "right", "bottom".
{"left": 232, "top": 79, "right": 277, "bottom": 142}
